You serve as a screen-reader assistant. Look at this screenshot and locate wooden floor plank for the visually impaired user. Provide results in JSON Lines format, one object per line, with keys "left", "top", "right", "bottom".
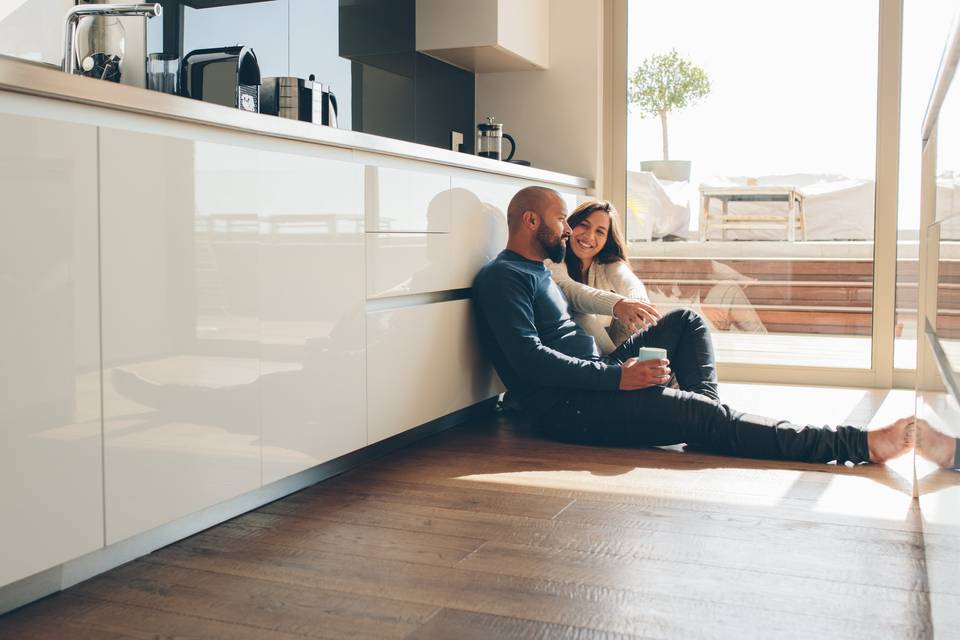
{"left": 276, "top": 477, "right": 922, "bottom": 553}
{"left": 142, "top": 530, "right": 920, "bottom": 639}
{"left": 406, "top": 608, "right": 644, "bottom": 640}
{"left": 350, "top": 448, "right": 921, "bottom": 533}
{"left": 267, "top": 474, "right": 575, "bottom": 520}
{"left": 70, "top": 561, "right": 436, "bottom": 640}
{"left": 0, "top": 593, "right": 304, "bottom": 640}
{"left": 456, "top": 541, "right": 928, "bottom": 627}
{"left": 204, "top": 510, "right": 483, "bottom": 567}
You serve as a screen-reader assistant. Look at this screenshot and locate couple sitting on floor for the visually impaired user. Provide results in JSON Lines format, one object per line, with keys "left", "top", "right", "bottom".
{"left": 474, "top": 185, "right": 955, "bottom": 468}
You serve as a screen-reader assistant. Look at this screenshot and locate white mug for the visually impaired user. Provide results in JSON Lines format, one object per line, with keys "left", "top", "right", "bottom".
{"left": 636, "top": 347, "right": 667, "bottom": 362}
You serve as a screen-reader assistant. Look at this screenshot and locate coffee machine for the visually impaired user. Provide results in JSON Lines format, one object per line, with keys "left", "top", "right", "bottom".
{"left": 181, "top": 46, "right": 261, "bottom": 113}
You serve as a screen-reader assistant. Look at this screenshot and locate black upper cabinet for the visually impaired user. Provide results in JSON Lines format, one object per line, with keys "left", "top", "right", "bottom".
{"left": 415, "top": 53, "right": 474, "bottom": 154}
{"left": 339, "top": 0, "right": 415, "bottom": 59}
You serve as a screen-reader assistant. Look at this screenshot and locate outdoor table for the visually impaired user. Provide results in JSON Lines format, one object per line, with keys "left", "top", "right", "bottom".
{"left": 699, "top": 185, "right": 807, "bottom": 241}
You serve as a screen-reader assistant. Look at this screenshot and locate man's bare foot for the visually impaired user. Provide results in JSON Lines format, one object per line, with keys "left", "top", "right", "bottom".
{"left": 867, "top": 417, "right": 916, "bottom": 463}
{"left": 916, "top": 419, "right": 958, "bottom": 469}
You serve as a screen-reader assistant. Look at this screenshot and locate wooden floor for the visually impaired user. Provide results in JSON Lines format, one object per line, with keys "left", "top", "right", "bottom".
{"left": 1, "top": 385, "right": 955, "bottom": 639}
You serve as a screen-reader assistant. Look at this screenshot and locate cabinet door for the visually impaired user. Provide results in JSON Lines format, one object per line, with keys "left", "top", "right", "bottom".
{"left": 366, "top": 299, "right": 501, "bottom": 443}
{"left": 99, "top": 128, "right": 262, "bottom": 544}
{"left": 258, "top": 141, "right": 367, "bottom": 485}
{"left": 0, "top": 111, "right": 103, "bottom": 586}
{"left": 361, "top": 160, "right": 451, "bottom": 233}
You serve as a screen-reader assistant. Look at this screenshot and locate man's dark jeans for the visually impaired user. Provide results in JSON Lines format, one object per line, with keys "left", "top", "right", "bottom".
{"left": 535, "top": 308, "right": 870, "bottom": 464}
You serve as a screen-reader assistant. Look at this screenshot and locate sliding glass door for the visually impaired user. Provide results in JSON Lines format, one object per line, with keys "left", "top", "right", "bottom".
{"left": 624, "top": 0, "right": 880, "bottom": 372}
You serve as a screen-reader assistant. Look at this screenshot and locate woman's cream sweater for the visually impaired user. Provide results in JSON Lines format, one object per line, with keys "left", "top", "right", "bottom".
{"left": 547, "top": 259, "right": 649, "bottom": 354}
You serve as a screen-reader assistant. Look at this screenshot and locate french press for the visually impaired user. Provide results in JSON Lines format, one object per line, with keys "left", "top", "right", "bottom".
{"left": 476, "top": 116, "right": 516, "bottom": 161}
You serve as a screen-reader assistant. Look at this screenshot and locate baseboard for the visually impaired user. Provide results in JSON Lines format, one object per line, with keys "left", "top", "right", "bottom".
{"left": 0, "top": 397, "right": 498, "bottom": 616}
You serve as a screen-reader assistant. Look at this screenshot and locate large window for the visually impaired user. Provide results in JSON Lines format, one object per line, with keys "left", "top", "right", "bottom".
{"left": 625, "top": 0, "right": 879, "bottom": 370}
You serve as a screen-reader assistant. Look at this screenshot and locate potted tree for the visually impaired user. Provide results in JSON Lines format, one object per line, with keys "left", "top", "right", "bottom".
{"left": 630, "top": 49, "right": 710, "bottom": 182}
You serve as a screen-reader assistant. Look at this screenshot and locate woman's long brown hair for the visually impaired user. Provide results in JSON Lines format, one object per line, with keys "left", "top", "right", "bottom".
{"left": 564, "top": 200, "right": 628, "bottom": 283}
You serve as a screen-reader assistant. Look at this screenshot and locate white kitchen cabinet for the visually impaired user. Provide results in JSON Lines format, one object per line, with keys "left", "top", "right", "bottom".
{"left": 366, "top": 170, "right": 515, "bottom": 298}
{"left": 416, "top": 0, "right": 549, "bottom": 72}
{"left": 257, "top": 140, "right": 367, "bottom": 485}
{"left": 0, "top": 111, "right": 104, "bottom": 586}
{"left": 362, "top": 161, "right": 452, "bottom": 233}
{"left": 99, "top": 128, "right": 262, "bottom": 544}
{"left": 366, "top": 232, "right": 456, "bottom": 297}
{"left": 366, "top": 299, "right": 501, "bottom": 443}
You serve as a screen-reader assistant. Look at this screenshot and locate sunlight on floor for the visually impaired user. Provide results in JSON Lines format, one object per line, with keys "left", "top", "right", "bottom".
{"left": 457, "top": 384, "right": 920, "bottom": 522}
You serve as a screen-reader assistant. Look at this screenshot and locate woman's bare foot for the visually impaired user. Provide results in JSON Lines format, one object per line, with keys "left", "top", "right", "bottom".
{"left": 867, "top": 417, "right": 916, "bottom": 463}
{"left": 916, "top": 419, "right": 958, "bottom": 469}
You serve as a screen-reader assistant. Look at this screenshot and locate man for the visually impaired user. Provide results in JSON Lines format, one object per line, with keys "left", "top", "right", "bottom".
{"left": 473, "top": 186, "right": 913, "bottom": 464}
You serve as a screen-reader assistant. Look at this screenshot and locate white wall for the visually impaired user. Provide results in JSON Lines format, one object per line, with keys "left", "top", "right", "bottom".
{"left": 475, "top": 0, "right": 603, "bottom": 182}
{"left": 0, "top": 0, "right": 73, "bottom": 66}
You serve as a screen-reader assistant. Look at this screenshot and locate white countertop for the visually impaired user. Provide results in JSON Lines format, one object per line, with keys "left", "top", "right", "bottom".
{"left": 0, "top": 55, "right": 592, "bottom": 190}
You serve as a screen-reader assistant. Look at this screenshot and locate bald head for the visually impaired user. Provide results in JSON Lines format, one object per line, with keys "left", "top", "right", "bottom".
{"left": 507, "top": 186, "right": 562, "bottom": 230}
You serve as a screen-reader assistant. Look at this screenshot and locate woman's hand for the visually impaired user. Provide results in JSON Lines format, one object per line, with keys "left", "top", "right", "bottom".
{"left": 618, "top": 357, "right": 671, "bottom": 390}
{"left": 612, "top": 299, "right": 661, "bottom": 334}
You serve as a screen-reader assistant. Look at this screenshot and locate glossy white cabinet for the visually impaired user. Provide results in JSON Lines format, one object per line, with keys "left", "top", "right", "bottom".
{"left": 361, "top": 157, "right": 452, "bottom": 233}
{"left": 0, "top": 112, "right": 104, "bottom": 585}
{"left": 366, "top": 299, "right": 501, "bottom": 443}
{"left": 366, "top": 172, "right": 512, "bottom": 298}
{"left": 99, "top": 128, "right": 262, "bottom": 544}
{"left": 257, "top": 141, "right": 366, "bottom": 485}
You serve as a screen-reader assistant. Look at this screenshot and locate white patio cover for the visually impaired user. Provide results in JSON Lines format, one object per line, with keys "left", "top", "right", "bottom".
{"left": 626, "top": 171, "right": 691, "bottom": 241}
{"left": 628, "top": 172, "right": 878, "bottom": 241}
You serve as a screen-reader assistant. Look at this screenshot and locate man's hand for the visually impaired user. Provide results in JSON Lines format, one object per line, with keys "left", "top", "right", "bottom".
{"left": 619, "top": 357, "right": 671, "bottom": 391}
{"left": 612, "top": 299, "right": 661, "bottom": 334}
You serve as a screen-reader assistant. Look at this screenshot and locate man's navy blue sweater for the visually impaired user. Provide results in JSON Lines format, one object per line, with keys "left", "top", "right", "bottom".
{"left": 473, "top": 250, "right": 622, "bottom": 416}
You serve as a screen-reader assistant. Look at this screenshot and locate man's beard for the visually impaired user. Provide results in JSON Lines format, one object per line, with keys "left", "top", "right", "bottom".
{"left": 537, "top": 227, "right": 567, "bottom": 263}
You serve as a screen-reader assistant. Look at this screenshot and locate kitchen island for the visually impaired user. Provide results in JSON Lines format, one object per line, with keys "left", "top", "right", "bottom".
{"left": 0, "top": 54, "right": 590, "bottom": 613}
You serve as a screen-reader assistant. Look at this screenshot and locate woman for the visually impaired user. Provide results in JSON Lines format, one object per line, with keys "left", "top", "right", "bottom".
{"left": 550, "top": 199, "right": 719, "bottom": 401}
{"left": 548, "top": 200, "right": 650, "bottom": 353}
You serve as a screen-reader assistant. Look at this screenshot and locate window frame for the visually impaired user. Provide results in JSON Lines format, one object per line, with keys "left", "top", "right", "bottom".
{"left": 605, "top": 0, "right": 910, "bottom": 388}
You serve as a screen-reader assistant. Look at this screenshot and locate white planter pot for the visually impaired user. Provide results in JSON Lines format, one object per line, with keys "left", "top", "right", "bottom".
{"left": 640, "top": 160, "right": 691, "bottom": 182}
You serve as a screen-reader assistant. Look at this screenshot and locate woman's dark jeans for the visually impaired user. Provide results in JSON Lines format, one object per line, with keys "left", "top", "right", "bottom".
{"left": 536, "top": 308, "right": 870, "bottom": 464}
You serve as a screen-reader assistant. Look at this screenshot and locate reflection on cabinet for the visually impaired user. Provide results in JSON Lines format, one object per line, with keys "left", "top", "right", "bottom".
{"left": 363, "top": 162, "right": 451, "bottom": 233}
{"left": 257, "top": 141, "right": 366, "bottom": 485}
{"left": 99, "top": 129, "right": 262, "bottom": 544}
{"left": 366, "top": 299, "right": 500, "bottom": 443}
{"left": 0, "top": 113, "right": 103, "bottom": 586}
{"left": 366, "top": 173, "right": 515, "bottom": 298}
{"left": 99, "top": 126, "right": 370, "bottom": 540}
